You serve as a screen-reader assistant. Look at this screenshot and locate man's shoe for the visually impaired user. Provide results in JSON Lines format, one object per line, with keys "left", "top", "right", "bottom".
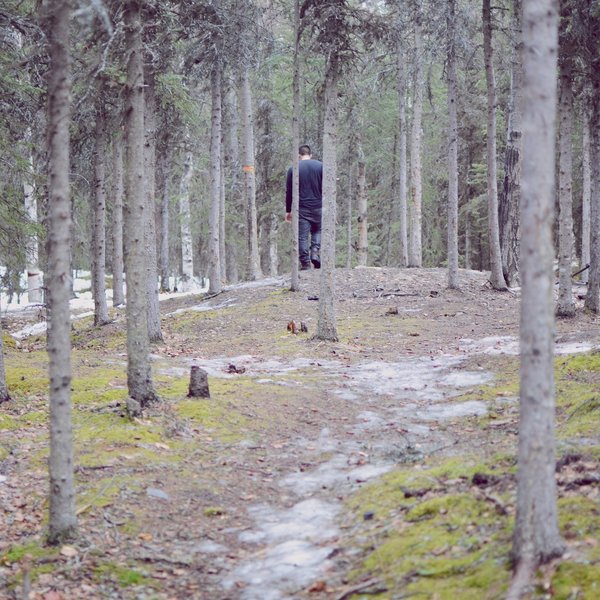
{"left": 310, "top": 250, "right": 320, "bottom": 269}
{"left": 300, "top": 263, "right": 311, "bottom": 271}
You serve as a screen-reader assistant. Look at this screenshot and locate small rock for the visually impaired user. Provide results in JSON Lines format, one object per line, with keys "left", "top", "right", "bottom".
{"left": 363, "top": 511, "right": 375, "bottom": 521}
{"left": 146, "top": 487, "right": 169, "bottom": 501}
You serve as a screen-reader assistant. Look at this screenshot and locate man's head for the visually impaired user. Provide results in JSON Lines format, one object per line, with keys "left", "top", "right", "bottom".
{"left": 299, "top": 144, "right": 311, "bottom": 158}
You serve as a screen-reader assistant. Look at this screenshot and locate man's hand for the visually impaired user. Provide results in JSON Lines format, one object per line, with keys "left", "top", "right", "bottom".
{"left": 285, "top": 212, "right": 292, "bottom": 222}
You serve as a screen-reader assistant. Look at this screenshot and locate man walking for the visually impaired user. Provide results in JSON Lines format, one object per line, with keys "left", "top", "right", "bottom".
{"left": 286, "top": 144, "right": 323, "bottom": 270}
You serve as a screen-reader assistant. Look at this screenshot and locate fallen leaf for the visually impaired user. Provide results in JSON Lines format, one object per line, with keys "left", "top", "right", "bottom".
{"left": 43, "top": 592, "right": 64, "bottom": 600}
{"left": 309, "top": 580, "right": 327, "bottom": 592}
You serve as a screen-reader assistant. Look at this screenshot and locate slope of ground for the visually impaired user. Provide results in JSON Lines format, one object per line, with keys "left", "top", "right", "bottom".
{"left": 0, "top": 267, "right": 598, "bottom": 599}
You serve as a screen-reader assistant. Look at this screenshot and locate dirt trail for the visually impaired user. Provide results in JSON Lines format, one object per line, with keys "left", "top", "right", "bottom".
{"left": 0, "top": 267, "right": 597, "bottom": 599}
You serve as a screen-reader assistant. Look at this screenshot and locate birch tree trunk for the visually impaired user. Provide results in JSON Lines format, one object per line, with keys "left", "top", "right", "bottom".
{"left": 584, "top": 8, "right": 600, "bottom": 313}
{"left": 580, "top": 110, "right": 591, "bottom": 284}
{"left": 219, "top": 129, "right": 227, "bottom": 282}
{"left": 356, "top": 149, "right": 368, "bottom": 267}
{"left": 397, "top": 44, "right": 408, "bottom": 268}
{"left": 24, "top": 128, "right": 42, "bottom": 304}
{"left": 408, "top": 4, "right": 424, "bottom": 268}
{"left": 92, "top": 102, "right": 110, "bottom": 326}
{"left": 290, "top": 0, "right": 301, "bottom": 291}
{"left": 346, "top": 169, "right": 353, "bottom": 269}
{"left": 509, "top": 0, "right": 564, "bottom": 591}
{"left": 179, "top": 150, "right": 194, "bottom": 291}
{"left": 499, "top": 0, "right": 523, "bottom": 287}
{"left": 483, "top": 0, "right": 508, "bottom": 290}
{"left": 447, "top": 0, "right": 459, "bottom": 289}
{"left": 144, "top": 73, "right": 162, "bottom": 342}
{"left": 43, "top": 0, "right": 77, "bottom": 544}
{"left": 124, "top": 0, "right": 156, "bottom": 407}
{"left": 0, "top": 319, "right": 10, "bottom": 402}
{"left": 268, "top": 213, "right": 278, "bottom": 276}
{"left": 240, "top": 67, "right": 261, "bottom": 281}
{"left": 316, "top": 58, "right": 339, "bottom": 342}
{"left": 159, "top": 148, "right": 171, "bottom": 291}
{"left": 556, "top": 29, "right": 575, "bottom": 317}
{"left": 111, "top": 126, "right": 125, "bottom": 306}
{"left": 208, "top": 63, "right": 222, "bottom": 294}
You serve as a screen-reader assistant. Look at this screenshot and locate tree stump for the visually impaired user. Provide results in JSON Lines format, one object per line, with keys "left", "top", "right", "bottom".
{"left": 188, "top": 366, "right": 210, "bottom": 398}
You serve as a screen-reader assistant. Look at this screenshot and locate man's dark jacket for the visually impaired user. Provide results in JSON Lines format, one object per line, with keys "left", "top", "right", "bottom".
{"left": 286, "top": 159, "right": 323, "bottom": 213}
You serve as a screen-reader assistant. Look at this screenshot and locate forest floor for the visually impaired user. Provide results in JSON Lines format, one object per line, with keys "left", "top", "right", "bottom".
{"left": 0, "top": 267, "right": 599, "bottom": 600}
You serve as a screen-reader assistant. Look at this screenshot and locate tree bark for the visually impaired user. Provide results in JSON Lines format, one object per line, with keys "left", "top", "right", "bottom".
{"left": 408, "top": 4, "right": 424, "bottom": 268}
{"left": 397, "top": 43, "right": 409, "bottom": 268}
{"left": 240, "top": 67, "right": 261, "bottom": 282}
{"left": 144, "top": 72, "right": 162, "bottom": 342}
{"left": 584, "top": 7, "right": 600, "bottom": 313}
{"left": 483, "top": 0, "right": 508, "bottom": 290}
{"left": 316, "top": 57, "right": 339, "bottom": 342}
{"left": 219, "top": 126, "right": 227, "bottom": 282}
{"left": 208, "top": 63, "right": 222, "bottom": 294}
{"left": 0, "top": 320, "right": 10, "bottom": 402}
{"left": 580, "top": 108, "right": 591, "bottom": 284}
{"left": 111, "top": 125, "right": 125, "bottom": 306}
{"left": 356, "top": 150, "right": 368, "bottom": 267}
{"left": 179, "top": 149, "right": 195, "bottom": 291}
{"left": 43, "top": 0, "right": 77, "bottom": 544}
{"left": 268, "top": 213, "right": 278, "bottom": 276}
{"left": 290, "top": 0, "right": 301, "bottom": 291}
{"left": 91, "top": 101, "right": 110, "bottom": 326}
{"left": 447, "top": 0, "right": 459, "bottom": 289}
{"left": 510, "top": 0, "right": 564, "bottom": 587}
{"left": 556, "top": 25, "right": 575, "bottom": 317}
{"left": 499, "top": 0, "right": 523, "bottom": 287}
{"left": 124, "top": 0, "right": 156, "bottom": 407}
{"left": 159, "top": 147, "right": 171, "bottom": 291}
{"left": 346, "top": 168, "right": 353, "bottom": 269}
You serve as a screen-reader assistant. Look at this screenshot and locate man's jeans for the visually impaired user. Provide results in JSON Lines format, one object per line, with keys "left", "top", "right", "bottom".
{"left": 298, "top": 207, "right": 322, "bottom": 266}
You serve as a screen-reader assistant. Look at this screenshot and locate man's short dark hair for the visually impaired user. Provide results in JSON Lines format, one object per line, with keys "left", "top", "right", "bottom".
{"left": 299, "top": 144, "right": 311, "bottom": 156}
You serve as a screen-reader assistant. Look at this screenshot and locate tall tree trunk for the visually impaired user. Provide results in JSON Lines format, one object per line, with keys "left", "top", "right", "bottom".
{"left": 356, "top": 149, "right": 368, "bottom": 267}
{"left": 124, "top": 0, "right": 156, "bottom": 407}
{"left": 225, "top": 88, "right": 242, "bottom": 283}
{"left": 556, "top": 26, "right": 575, "bottom": 317}
{"left": 584, "top": 7, "right": 600, "bottom": 313}
{"left": 92, "top": 102, "right": 110, "bottom": 326}
{"left": 483, "top": 0, "right": 508, "bottom": 290}
{"left": 179, "top": 150, "right": 195, "bottom": 291}
{"left": 316, "top": 58, "right": 339, "bottom": 342}
{"left": 268, "top": 213, "right": 278, "bottom": 276}
{"left": 24, "top": 128, "right": 42, "bottom": 304}
{"left": 144, "top": 73, "right": 162, "bottom": 342}
{"left": 159, "top": 147, "right": 171, "bottom": 291}
{"left": 465, "top": 212, "right": 471, "bottom": 270}
{"left": 397, "top": 44, "right": 409, "bottom": 268}
{"left": 509, "top": 0, "right": 564, "bottom": 593}
{"left": 43, "top": 0, "right": 77, "bottom": 545}
{"left": 219, "top": 128, "right": 227, "bottom": 282}
{"left": 290, "top": 0, "right": 301, "bottom": 291}
{"left": 580, "top": 108, "right": 591, "bottom": 284}
{"left": 408, "top": 4, "right": 424, "bottom": 267}
{"left": 111, "top": 126, "right": 125, "bottom": 306}
{"left": 240, "top": 67, "right": 261, "bottom": 281}
{"left": 0, "top": 319, "right": 9, "bottom": 403}
{"left": 447, "top": 0, "right": 459, "bottom": 289}
{"left": 346, "top": 168, "right": 353, "bottom": 269}
{"left": 208, "top": 63, "right": 222, "bottom": 294}
{"left": 499, "top": 0, "right": 523, "bottom": 287}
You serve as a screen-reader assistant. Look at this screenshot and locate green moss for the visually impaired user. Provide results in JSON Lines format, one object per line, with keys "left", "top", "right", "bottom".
{"left": 94, "top": 563, "right": 151, "bottom": 588}
{"left": 552, "top": 561, "right": 600, "bottom": 599}
{"left": 0, "top": 413, "right": 18, "bottom": 430}
{"left": 1, "top": 541, "right": 58, "bottom": 565}
{"left": 559, "top": 497, "right": 600, "bottom": 544}
{"left": 5, "top": 367, "right": 48, "bottom": 396}
{"left": 3, "top": 332, "right": 17, "bottom": 349}
{"left": 204, "top": 506, "right": 225, "bottom": 517}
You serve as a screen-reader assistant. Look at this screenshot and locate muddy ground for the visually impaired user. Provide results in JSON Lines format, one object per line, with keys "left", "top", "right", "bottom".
{"left": 0, "top": 267, "right": 598, "bottom": 599}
